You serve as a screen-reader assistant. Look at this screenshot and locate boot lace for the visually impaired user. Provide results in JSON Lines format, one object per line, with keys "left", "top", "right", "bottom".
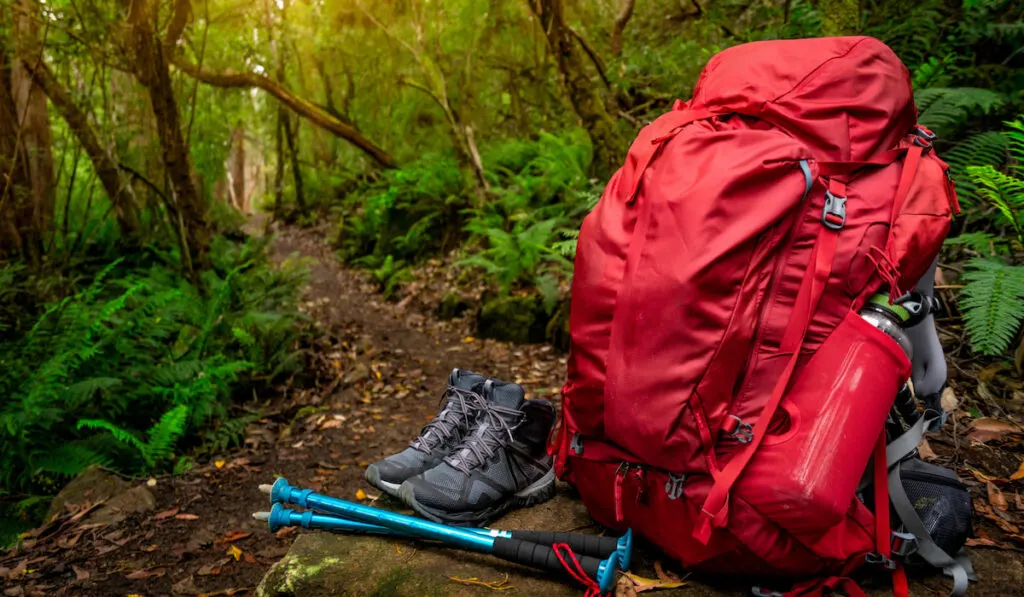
{"left": 410, "top": 386, "right": 485, "bottom": 453}
{"left": 445, "top": 402, "right": 525, "bottom": 473}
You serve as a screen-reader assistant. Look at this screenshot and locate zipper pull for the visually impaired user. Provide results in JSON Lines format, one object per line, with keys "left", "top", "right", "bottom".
{"left": 614, "top": 462, "right": 630, "bottom": 524}
{"left": 631, "top": 465, "right": 647, "bottom": 505}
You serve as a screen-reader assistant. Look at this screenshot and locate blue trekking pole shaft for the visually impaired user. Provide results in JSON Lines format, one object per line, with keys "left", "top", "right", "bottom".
{"left": 255, "top": 502, "right": 631, "bottom": 566}
{"left": 261, "top": 478, "right": 619, "bottom": 592}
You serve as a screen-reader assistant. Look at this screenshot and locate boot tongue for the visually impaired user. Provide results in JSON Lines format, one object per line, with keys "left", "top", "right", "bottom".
{"left": 485, "top": 380, "right": 524, "bottom": 411}
{"left": 448, "top": 368, "right": 486, "bottom": 396}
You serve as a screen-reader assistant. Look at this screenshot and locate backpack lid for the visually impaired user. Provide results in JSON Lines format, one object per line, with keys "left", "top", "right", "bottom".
{"left": 690, "top": 37, "right": 917, "bottom": 163}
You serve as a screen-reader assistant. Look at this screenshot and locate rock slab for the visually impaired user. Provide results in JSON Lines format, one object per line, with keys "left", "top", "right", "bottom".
{"left": 257, "top": 487, "right": 1024, "bottom": 596}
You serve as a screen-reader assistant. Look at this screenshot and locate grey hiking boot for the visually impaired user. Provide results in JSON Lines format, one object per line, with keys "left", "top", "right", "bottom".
{"left": 365, "top": 369, "right": 486, "bottom": 497}
{"left": 398, "top": 379, "right": 557, "bottom": 527}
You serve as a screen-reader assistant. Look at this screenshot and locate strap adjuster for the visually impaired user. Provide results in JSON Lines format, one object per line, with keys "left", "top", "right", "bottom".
{"left": 751, "top": 587, "right": 783, "bottom": 597}
{"left": 665, "top": 473, "right": 686, "bottom": 500}
{"left": 913, "top": 126, "right": 937, "bottom": 149}
{"left": 892, "top": 531, "right": 918, "bottom": 558}
{"left": 726, "top": 415, "right": 753, "bottom": 444}
{"left": 866, "top": 552, "right": 898, "bottom": 570}
{"left": 822, "top": 190, "right": 847, "bottom": 230}
{"left": 570, "top": 433, "right": 584, "bottom": 456}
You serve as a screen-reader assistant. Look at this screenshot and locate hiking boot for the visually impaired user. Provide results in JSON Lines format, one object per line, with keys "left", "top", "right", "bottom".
{"left": 398, "top": 379, "right": 556, "bottom": 527}
{"left": 365, "top": 369, "right": 486, "bottom": 497}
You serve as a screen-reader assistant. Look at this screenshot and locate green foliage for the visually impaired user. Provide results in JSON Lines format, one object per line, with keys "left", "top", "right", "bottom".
{"left": 0, "top": 237, "right": 309, "bottom": 498}
{"left": 959, "top": 258, "right": 1024, "bottom": 356}
{"left": 459, "top": 216, "right": 571, "bottom": 296}
{"left": 915, "top": 88, "right": 1007, "bottom": 136}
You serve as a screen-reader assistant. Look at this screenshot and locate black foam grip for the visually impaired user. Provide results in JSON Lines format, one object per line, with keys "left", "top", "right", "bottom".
{"left": 491, "top": 537, "right": 602, "bottom": 581}
{"left": 509, "top": 531, "right": 618, "bottom": 559}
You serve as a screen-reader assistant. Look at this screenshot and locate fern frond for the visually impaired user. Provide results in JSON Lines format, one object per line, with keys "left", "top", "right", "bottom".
{"left": 944, "top": 231, "right": 1000, "bottom": 255}
{"left": 959, "top": 258, "right": 1024, "bottom": 356}
{"left": 966, "top": 164, "right": 1024, "bottom": 236}
{"left": 943, "top": 132, "right": 1009, "bottom": 204}
{"left": 915, "top": 88, "right": 1006, "bottom": 135}
{"left": 145, "top": 405, "right": 189, "bottom": 466}
{"left": 76, "top": 419, "right": 146, "bottom": 454}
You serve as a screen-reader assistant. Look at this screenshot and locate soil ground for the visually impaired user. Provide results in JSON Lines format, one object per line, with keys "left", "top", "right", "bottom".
{"left": 2, "top": 223, "right": 1023, "bottom": 597}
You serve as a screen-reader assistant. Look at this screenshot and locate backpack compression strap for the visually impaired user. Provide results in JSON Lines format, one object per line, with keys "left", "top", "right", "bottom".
{"left": 694, "top": 178, "right": 845, "bottom": 543}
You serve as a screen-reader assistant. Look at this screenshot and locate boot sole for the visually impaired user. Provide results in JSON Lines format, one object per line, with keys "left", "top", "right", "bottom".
{"left": 364, "top": 465, "right": 402, "bottom": 498}
{"left": 400, "top": 469, "right": 556, "bottom": 527}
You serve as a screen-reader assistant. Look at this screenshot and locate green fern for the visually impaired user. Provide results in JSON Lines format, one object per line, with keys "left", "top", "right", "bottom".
{"left": 942, "top": 132, "right": 1009, "bottom": 204}
{"left": 944, "top": 231, "right": 1001, "bottom": 255}
{"left": 959, "top": 258, "right": 1024, "bottom": 356}
{"left": 966, "top": 164, "right": 1024, "bottom": 237}
{"left": 915, "top": 88, "right": 1006, "bottom": 136}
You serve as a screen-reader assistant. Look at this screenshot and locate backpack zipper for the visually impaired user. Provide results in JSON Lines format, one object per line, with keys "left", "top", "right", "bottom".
{"left": 730, "top": 160, "right": 817, "bottom": 410}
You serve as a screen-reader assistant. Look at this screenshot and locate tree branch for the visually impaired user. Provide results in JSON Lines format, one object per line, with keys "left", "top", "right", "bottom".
{"left": 610, "top": 0, "right": 635, "bottom": 57}
{"left": 171, "top": 55, "right": 396, "bottom": 169}
{"left": 567, "top": 25, "right": 611, "bottom": 90}
{"left": 164, "top": 0, "right": 192, "bottom": 48}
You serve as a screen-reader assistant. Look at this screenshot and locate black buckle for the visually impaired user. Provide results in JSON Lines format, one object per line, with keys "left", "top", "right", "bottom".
{"left": 727, "top": 415, "right": 753, "bottom": 444}
{"left": 665, "top": 473, "right": 686, "bottom": 500}
{"left": 866, "top": 552, "right": 898, "bottom": 570}
{"left": 892, "top": 531, "right": 918, "bottom": 558}
{"left": 893, "top": 290, "right": 932, "bottom": 327}
{"left": 822, "top": 191, "right": 847, "bottom": 230}
{"left": 913, "top": 127, "right": 937, "bottom": 149}
{"left": 570, "top": 433, "right": 584, "bottom": 456}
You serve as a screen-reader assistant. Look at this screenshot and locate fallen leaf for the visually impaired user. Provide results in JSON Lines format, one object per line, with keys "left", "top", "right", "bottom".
{"left": 4, "top": 587, "right": 24, "bottom": 597}
{"left": 125, "top": 568, "right": 165, "bottom": 580}
{"left": 1011, "top": 460, "right": 1024, "bottom": 481}
{"left": 917, "top": 438, "right": 937, "bottom": 461}
{"left": 463, "top": 336, "right": 476, "bottom": 343}
{"left": 940, "top": 387, "right": 959, "bottom": 413}
{"left": 197, "top": 588, "right": 250, "bottom": 597}
{"left": 356, "top": 489, "right": 367, "bottom": 500}
{"left": 154, "top": 507, "right": 180, "bottom": 520}
{"left": 448, "top": 574, "right": 512, "bottom": 591}
{"left": 72, "top": 565, "right": 90, "bottom": 581}
{"left": 214, "top": 460, "right": 226, "bottom": 469}
{"left": 141, "top": 544, "right": 159, "bottom": 552}
{"left": 1018, "top": 492, "right": 1024, "bottom": 511}
{"left": 967, "top": 418, "right": 1023, "bottom": 444}
{"left": 244, "top": 551, "right": 258, "bottom": 564}
{"left": 618, "top": 571, "right": 686, "bottom": 592}
{"left": 175, "top": 513, "right": 200, "bottom": 521}
{"left": 218, "top": 530, "right": 251, "bottom": 544}
{"left": 966, "top": 465, "right": 997, "bottom": 484}
{"left": 989, "top": 482, "right": 1009, "bottom": 511}
{"left": 653, "top": 561, "right": 682, "bottom": 583}
{"left": 227, "top": 544, "right": 243, "bottom": 561}
{"left": 965, "top": 537, "right": 1003, "bottom": 548}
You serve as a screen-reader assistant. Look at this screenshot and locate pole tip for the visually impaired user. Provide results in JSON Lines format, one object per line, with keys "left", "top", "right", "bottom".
{"left": 258, "top": 484, "right": 273, "bottom": 494}
{"left": 253, "top": 512, "right": 270, "bottom": 521}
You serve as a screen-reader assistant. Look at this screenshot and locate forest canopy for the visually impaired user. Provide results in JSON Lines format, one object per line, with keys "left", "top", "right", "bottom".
{"left": 1, "top": 0, "right": 1023, "bottom": 545}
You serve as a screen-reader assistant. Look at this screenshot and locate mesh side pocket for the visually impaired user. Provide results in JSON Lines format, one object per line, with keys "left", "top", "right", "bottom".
{"left": 898, "top": 459, "right": 973, "bottom": 558}
{"left": 858, "top": 457, "right": 973, "bottom": 560}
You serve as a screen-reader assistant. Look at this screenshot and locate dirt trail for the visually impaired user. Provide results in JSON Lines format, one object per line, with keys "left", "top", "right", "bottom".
{"left": 0, "top": 224, "right": 566, "bottom": 597}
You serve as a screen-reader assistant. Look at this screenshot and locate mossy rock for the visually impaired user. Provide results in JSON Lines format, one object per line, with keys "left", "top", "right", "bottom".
{"left": 437, "top": 292, "right": 471, "bottom": 321}
{"left": 256, "top": 489, "right": 595, "bottom": 597}
{"left": 476, "top": 294, "right": 548, "bottom": 345}
{"left": 257, "top": 486, "right": 1024, "bottom": 597}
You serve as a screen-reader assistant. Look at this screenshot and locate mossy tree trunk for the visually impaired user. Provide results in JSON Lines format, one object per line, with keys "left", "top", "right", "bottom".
{"left": 529, "top": 0, "right": 626, "bottom": 180}
{"left": 819, "top": 0, "right": 861, "bottom": 36}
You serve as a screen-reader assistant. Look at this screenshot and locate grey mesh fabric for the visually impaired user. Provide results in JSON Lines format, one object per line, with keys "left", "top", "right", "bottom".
{"left": 906, "top": 257, "right": 946, "bottom": 397}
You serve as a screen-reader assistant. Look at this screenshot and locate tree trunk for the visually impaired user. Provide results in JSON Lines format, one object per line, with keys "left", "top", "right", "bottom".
{"left": 0, "top": 20, "right": 32, "bottom": 261}
{"left": 528, "top": 0, "right": 626, "bottom": 179}
{"left": 283, "top": 114, "right": 306, "bottom": 215}
{"left": 819, "top": 0, "right": 860, "bottom": 36}
{"left": 127, "top": 0, "right": 210, "bottom": 272}
{"left": 273, "top": 107, "right": 285, "bottom": 221}
{"left": 25, "top": 60, "right": 142, "bottom": 242}
{"left": 610, "top": 0, "right": 636, "bottom": 57}
{"left": 11, "top": 0, "right": 54, "bottom": 267}
{"left": 229, "top": 126, "right": 245, "bottom": 211}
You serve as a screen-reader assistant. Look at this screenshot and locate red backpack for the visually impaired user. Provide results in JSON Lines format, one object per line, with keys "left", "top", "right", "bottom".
{"left": 553, "top": 37, "right": 965, "bottom": 596}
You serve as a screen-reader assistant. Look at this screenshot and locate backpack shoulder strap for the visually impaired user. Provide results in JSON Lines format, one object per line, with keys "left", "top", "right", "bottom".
{"left": 694, "top": 178, "right": 844, "bottom": 543}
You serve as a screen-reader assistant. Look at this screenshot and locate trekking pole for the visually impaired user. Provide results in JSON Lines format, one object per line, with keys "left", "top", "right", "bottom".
{"left": 259, "top": 478, "right": 622, "bottom": 594}
{"left": 255, "top": 502, "right": 632, "bottom": 568}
